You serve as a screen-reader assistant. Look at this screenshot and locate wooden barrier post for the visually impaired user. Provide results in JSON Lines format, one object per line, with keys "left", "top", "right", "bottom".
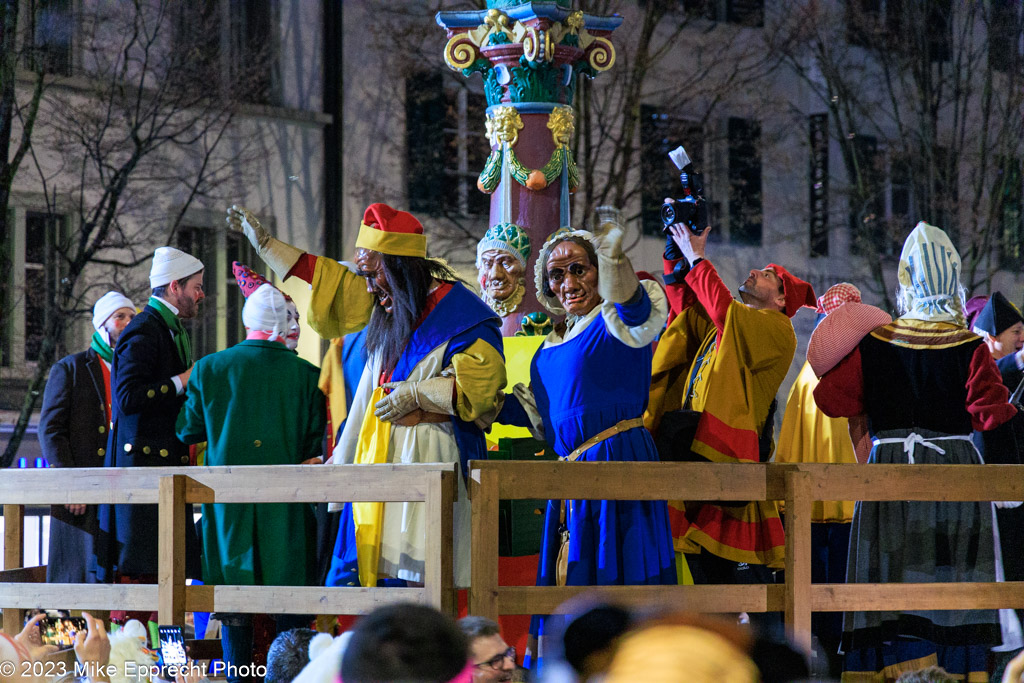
{"left": 469, "top": 467, "right": 500, "bottom": 620}
{"left": 784, "top": 470, "right": 813, "bottom": 655}
{"left": 3, "top": 504, "right": 25, "bottom": 634}
{"left": 424, "top": 470, "right": 456, "bottom": 616}
{"left": 158, "top": 475, "right": 187, "bottom": 627}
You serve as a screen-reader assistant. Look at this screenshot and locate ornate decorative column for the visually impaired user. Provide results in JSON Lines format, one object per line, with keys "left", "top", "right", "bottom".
{"left": 437, "top": 1, "right": 622, "bottom": 336}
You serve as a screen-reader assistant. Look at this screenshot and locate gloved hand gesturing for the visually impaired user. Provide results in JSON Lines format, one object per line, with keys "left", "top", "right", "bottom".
{"left": 593, "top": 205, "right": 640, "bottom": 304}
{"left": 226, "top": 205, "right": 303, "bottom": 279}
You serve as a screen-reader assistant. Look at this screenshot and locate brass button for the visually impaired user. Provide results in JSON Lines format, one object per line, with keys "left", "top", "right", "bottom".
{"left": 147, "top": 389, "right": 156, "bottom": 398}
{"left": 180, "top": 456, "right": 189, "bottom": 464}
{"left": 143, "top": 446, "right": 151, "bottom": 455}
{"left": 160, "top": 385, "right": 169, "bottom": 394}
{"left": 159, "top": 448, "right": 169, "bottom": 457}
{"left": 97, "top": 448, "right": 105, "bottom": 457}
{"left": 98, "top": 425, "right": 106, "bottom": 434}
{"left": 346, "top": 581, "right": 355, "bottom": 586}
{"left": 124, "top": 443, "right": 132, "bottom": 453}
{"left": 254, "top": 439, "right": 262, "bottom": 447}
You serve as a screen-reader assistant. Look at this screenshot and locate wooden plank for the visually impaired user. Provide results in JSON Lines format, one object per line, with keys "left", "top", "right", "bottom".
{"left": 811, "top": 582, "right": 1024, "bottom": 611}
{"left": 3, "top": 504, "right": 25, "bottom": 635}
{"left": 423, "top": 471, "right": 456, "bottom": 616}
{"left": 0, "top": 565, "right": 46, "bottom": 583}
{"left": 0, "top": 583, "right": 157, "bottom": 610}
{"left": 765, "top": 464, "right": 1024, "bottom": 502}
{"left": 0, "top": 463, "right": 460, "bottom": 505}
{"left": 469, "top": 468, "right": 500, "bottom": 620}
{"left": 158, "top": 476, "right": 187, "bottom": 627}
{"left": 784, "top": 470, "right": 813, "bottom": 655}
{"left": 184, "top": 584, "right": 429, "bottom": 614}
{"left": 472, "top": 461, "right": 768, "bottom": 501}
{"left": 496, "top": 584, "right": 784, "bottom": 615}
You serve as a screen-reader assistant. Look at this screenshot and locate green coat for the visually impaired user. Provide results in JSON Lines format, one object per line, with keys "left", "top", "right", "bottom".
{"left": 176, "top": 339, "right": 326, "bottom": 587}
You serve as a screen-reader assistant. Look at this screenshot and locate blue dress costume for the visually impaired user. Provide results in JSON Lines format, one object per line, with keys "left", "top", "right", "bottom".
{"left": 500, "top": 281, "right": 677, "bottom": 668}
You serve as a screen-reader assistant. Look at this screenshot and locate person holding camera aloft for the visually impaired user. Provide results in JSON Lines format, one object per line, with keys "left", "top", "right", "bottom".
{"left": 644, "top": 207, "right": 815, "bottom": 627}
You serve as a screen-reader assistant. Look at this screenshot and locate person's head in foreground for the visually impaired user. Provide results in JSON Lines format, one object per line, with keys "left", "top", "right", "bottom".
{"left": 896, "top": 665, "right": 956, "bottom": 683}
{"left": 340, "top": 603, "right": 469, "bottom": 683}
{"left": 265, "top": 627, "right": 319, "bottom": 683}
{"left": 457, "top": 617, "right": 515, "bottom": 683}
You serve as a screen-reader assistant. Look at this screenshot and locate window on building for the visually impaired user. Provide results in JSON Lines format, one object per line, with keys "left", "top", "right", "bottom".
{"left": 990, "top": 0, "right": 1023, "bottom": 73}
{"left": 175, "top": 226, "right": 253, "bottom": 361}
{"left": 26, "top": 0, "right": 73, "bottom": 75}
{"left": 685, "top": 0, "right": 764, "bottom": 27}
{"left": 406, "top": 73, "right": 489, "bottom": 219}
{"left": 23, "top": 212, "right": 64, "bottom": 362}
{"left": 846, "top": 0, "right": 951, "bottom": 62}
{"left": 228, "top": 0, "right": 278, "bottom": 105}
{"left": 847, "top": 135, "right": 910, "bottom": 257}
{"left": 996, "top": 157, "right": 1024, "bottom": 270}
{"left": 639, "top": 106, "right": 709, "bottom": 238}
{"left": 728, "top": 117, "right": 762, "bottom": 246}
{"left": 171, "top": 0, "right": 221, "bottom": 89}
{"left": 809, "top": 113, "right": 830, "bottom": 257}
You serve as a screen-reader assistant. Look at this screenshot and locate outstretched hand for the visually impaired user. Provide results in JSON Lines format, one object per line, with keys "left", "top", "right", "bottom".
{"left": 226, "top": 205, "right": 269, "bottom": 249}
{"left": 593, "top": 205, "right": 625, "bottom": 259}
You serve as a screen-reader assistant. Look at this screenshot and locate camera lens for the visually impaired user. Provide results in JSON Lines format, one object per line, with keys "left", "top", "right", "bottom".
{"left": 661, "top": 203, "right": 676, "bottom": 226}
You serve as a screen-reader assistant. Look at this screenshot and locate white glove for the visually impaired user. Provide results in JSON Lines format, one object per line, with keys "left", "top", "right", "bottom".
{"left": 373, "top": 376, "right": 456, "bottom": 423}
{"left": 226, "top": 205, "right": 303, "bottom": 279}
{"left": 593, "top": 205, "right": 640, "bottom": 304}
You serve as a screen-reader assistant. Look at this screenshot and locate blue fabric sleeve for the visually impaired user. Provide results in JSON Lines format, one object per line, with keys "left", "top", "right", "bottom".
{"left": 614, "top": 285, "right": 651, "bottom": 327}
{"left": 495, "top": 392, "right": 532, "bottom": 429}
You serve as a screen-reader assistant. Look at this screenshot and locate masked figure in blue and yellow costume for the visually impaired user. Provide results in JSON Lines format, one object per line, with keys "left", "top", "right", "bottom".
{"left": 228, "top": 203, "right": 506, "bottom": 589}
{"left": 493, "top": 208, "right": 677, "bottom": 668}
{"left": 811, "top": 221, "right": 1016, "bottom": 681}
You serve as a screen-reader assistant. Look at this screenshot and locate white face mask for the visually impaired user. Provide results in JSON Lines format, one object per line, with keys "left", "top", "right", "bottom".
{"left": 285, "top": 301, "right": 300, "bottom": 351}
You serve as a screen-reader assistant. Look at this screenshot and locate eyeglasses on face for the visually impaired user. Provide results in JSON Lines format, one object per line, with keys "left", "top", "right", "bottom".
{"left": 547, "top": 262, "right": 591, "bottom": 284}
{"left": 474, "top": 646, "right": 516, "bottom": 670}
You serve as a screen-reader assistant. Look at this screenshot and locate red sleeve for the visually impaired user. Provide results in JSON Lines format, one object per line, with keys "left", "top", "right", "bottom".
{"left": 285, "top": 253, "right": 317, "bottom": 284}
{"left": 813, "top": 347, "right": 865, "bottom": 418}
{"left": 663, "top": 257, "right": 697, "bottom": 325}
{"left": 684, "top": 259, "right": 733, "bottom": 334}
{"left": 967, "top": 343, "right": 1017, "bottom": 431}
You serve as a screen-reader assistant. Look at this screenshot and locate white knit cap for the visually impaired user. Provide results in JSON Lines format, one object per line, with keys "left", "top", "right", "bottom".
{"left": 92, "top": 291, "right": 135, "bottom": 332}
{"left": 242, "top": 283, "right": 288, "bottom": 342}
{"left": 149, "top": 246, "right": 204, "bottom": 288}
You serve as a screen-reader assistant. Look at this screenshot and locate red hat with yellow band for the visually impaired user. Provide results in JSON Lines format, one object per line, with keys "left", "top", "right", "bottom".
{"left": 355, "top": 203, "right": 427, "bottom": 258}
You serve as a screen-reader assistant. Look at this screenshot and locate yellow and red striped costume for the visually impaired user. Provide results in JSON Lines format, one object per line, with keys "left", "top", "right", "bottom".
{"left": 645, "top": 260, "right": 796, "bottom": 568}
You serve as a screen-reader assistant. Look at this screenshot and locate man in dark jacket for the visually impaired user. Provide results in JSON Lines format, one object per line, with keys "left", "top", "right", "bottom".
{"left": 39, "top": 291, "right": 135, "bottom": 583}
{"left": 97, "top": 247, "right": 204, "bottom": 619}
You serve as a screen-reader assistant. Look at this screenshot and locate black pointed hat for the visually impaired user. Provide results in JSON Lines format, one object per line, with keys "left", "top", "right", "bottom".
{"left": 973, "top": 291, "right": 1023, "bottom": 336}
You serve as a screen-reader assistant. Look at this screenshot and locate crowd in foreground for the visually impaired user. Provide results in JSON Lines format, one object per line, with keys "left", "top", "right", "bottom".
{"left": 34, "top": 199, "right": 1024, "bottom": 683}
{"left": 2, "top": 603, "right": 1024, "bottom": 683}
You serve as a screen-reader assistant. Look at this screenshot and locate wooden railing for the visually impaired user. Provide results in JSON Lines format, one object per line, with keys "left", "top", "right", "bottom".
{"left": 0, "top": 463, "right": 457, "bottom": 634}
{"left": 468, "top": 461, "right": 1024, "bottom": 653}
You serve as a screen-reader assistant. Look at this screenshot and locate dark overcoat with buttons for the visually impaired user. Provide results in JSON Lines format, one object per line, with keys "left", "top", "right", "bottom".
{"left": 38, "top": 348, "right": 107, "bottom": 582}
{"left": 96, "top": 304, "right": 201, "bottom": 580}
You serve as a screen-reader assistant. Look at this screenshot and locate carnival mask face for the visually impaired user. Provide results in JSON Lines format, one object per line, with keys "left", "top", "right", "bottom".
{"left": 285, "top": 300, "right": 300, "bottom": 351}
{"left": 546, "top": 241, "right": 600, "bottom": 317}
{"left": 479, "top": 249, "right": 524, "bottom": 302}
{"left": 355, "top": 249, "right": 393, "bottom": 314}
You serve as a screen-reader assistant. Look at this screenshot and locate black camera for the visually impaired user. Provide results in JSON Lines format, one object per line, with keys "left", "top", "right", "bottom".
{"left": 661, "top": 145, "right": 708, "bottom": 236}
